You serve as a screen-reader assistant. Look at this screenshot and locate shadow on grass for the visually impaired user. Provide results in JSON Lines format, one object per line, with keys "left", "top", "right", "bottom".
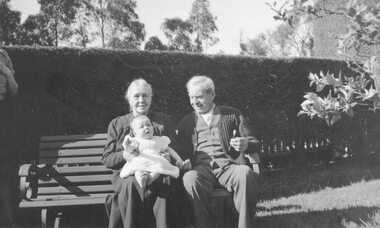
{"left": 255, "top": 206, "right": 380, "bottom": 228}
{"left": 260, "top": 161, "right": 380, "bottom": 200}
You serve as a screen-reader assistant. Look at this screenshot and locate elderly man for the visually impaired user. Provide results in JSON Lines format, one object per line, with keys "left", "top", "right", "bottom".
{"left": 178, "top": 75, "right": 261, "bottom": 228}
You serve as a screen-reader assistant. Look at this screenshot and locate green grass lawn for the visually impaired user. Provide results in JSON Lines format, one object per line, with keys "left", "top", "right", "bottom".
{"left": 254, "top": 160, "right": 380, "bottom": 228}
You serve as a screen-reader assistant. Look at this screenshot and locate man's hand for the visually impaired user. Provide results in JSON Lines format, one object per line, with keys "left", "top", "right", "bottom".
{"left": 177, "top": 159, "right": 191, "bottom": 171}
{"left": 182, "top": 159, "right": 192, "bottom": 171}
{"left": 230, "top": 130, "right": 248, "bottom": 153}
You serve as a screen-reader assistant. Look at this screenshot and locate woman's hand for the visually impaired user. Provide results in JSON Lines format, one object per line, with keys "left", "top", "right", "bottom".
{"left": 160, "top": 151, "right": 171, "bottom": 162}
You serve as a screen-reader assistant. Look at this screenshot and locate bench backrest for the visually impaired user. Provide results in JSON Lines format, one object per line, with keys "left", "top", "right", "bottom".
{"left": 36, "top": 134, "right": 113, "bottom": 200}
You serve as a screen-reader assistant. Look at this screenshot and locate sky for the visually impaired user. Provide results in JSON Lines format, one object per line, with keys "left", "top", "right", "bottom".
{"left": 9, "top": 0, "right": 284, "bottom": 55}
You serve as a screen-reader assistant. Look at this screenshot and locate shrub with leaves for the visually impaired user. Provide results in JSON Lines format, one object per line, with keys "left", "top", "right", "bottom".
{"left": 299, "top": 70, "right": 379, "bottom": 126}
{"left": 268, "top": 0, "right": 380, "bottom": 126}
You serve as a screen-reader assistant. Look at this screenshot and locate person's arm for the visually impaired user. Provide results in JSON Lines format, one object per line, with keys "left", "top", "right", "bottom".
{"left": 6, "top": 73, "right": 18, "bottom": 96}
{"left": 0, "top": 50, "right": 18, "bottom": 96}
{"left": 122, "top": 136, "right": 140, "bottom": 162}
{"left": 166, "top": 146, "right": 184, "bottom": 164}
{"left": 102, "top": 119, "right": 136, "bottom": 169}
{"left": 166, "top": 146, "right": 191, "bottom": 171}
{"left": 238, "top": 114, "right": 261, "bottom": 154}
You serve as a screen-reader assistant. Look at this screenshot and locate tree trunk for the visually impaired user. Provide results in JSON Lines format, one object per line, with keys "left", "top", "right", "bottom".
{"left": 375, "top": 46, "right": 380, "bottom": 94}
{"left": 55, "top": 21, "right": 59, "bottom": 47}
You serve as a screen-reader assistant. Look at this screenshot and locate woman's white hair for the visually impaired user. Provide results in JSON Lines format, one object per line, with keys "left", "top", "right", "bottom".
{"left": 125, "top": 78, "right": 153, "bottom": 101}
{"left": 186, "top": 75, "right": 215, "bottom": 94}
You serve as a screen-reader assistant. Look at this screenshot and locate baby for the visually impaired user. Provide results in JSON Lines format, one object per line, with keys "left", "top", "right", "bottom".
{"left": 120, "top": 115, "right": 190, "bottom": 188}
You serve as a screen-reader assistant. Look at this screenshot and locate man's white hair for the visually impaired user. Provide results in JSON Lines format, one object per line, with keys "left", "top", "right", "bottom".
{"left": 186, "top": 75, "right": 215, "bottom": 94}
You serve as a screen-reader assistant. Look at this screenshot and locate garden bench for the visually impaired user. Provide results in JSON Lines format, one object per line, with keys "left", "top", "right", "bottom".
{"left": 18, "top": 133, "right": 260, "bottom": 228}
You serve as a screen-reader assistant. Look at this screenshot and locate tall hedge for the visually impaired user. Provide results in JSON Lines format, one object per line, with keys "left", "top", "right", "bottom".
{"left": 4, "top": 46, "right": 377, "bottom": 164}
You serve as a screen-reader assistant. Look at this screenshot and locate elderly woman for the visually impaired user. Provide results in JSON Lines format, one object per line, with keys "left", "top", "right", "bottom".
{"left": 102, "top": 78, "right": 185, "bottom": 228}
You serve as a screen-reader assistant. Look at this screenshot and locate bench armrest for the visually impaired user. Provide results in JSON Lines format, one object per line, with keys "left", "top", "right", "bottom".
{"left": 19, "top": 164, "right": 36, "bottom": 200}
{"left": 19, "top": 164, "right": 47, "bottom": 200}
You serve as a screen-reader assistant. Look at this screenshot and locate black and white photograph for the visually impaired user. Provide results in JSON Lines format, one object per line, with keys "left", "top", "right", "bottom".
{"left": 1, "top": 0, "right": 379, "bottom": 227}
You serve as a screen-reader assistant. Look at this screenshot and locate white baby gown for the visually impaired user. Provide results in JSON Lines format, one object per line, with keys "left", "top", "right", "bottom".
{"left": 120, "top": 136, "right": 180, "bottom": 178}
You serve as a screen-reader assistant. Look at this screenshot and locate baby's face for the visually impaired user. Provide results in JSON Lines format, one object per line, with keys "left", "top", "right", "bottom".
{"left": 0, "top": 74, "right": 7, "bottom": 100}
{"left": 132, "top": 117, "right": 154, "bottom": 139}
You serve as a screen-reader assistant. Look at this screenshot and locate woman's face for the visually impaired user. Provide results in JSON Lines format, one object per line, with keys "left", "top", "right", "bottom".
{"left": 128, "top": 84, "right": 152, "bottom": 115}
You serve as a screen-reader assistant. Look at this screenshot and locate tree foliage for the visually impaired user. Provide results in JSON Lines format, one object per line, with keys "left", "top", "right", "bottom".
{"left": 0, "top": 0, "right": 21, "bottom": 45}
{"left": 188, "top": 0, "right": 218, "bottom": 52}
{"left": 0, "top": 0, "right": 145, "bottom": 49}
{"left": 161, "top": 0, "right": 218, "bottom": 53}
{"left": 82, "top": 0, "right": 145, "bottom": 49}
{"left": 241, "top": 5, "right": 313, "bottom": 57}
{"left": 268, "top": 0, "right": 380, "bottom": 126}
{"left": 144, "top": 36, "right": 167, "bottom": 51}
{"left": 240, "top": 33, "right": 268, "bottom": 56}
{"left": 2, "top": 0, "right": 219, "bottom": 52}
{"left": 17, "top": 14, "right": 55, "bottom": 46}
{"left": 38, "top": 0, "right": 80, "bottom": 46}
{"left": 162, "top": 18, "right": 195, "bottom": 52}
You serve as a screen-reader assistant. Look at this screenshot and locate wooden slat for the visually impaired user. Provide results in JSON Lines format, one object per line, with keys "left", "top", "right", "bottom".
{"left": 48, "top": 166, "right": 111, "bottom": 174}
{"left": 39, "top": 156, "right": 102, "bottom": 165}
{"left": 37, "top": 185, "right": 114, "bottom": 195}
{"left": 39, "top": 148, "right": 104, "bottom": 158}
{"left": 38, "top": 174, "right": 112, "bottom": 185}
{"left": 40, "top": 140, "right": 106, "bottom": 150}
{"left": 36, "top": 183, "right": 232, "bottom": 198}
{"left": 41, "top": 134, "right": 108, "bottom": 142}
{"left": 19, "top": 197, "right": 107, "bottom": 208}
{"left": 20, "top": 189, "right": 233, "bottom": 208}
{"left": 35, "top": 193, "right": 110, "bottom": 200}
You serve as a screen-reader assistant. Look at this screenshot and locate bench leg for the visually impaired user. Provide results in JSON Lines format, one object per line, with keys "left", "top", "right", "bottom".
{"left": 41, "top": 209, "right": 48, "bottom": 228}
{"left": 53, "top": 212, "right": 62, "bottom": 228}
{"left": 41, "top": 209, "right": 62, "bottom": 228}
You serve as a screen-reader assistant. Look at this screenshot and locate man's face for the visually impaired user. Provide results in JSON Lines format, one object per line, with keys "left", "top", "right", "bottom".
{"left": 188, "top": 84, "right": 215, "bottom": 114}
{"left": 128, "top": 85, "right": 152, "bottom": 115}
{"left": 132, "top": 117, "right": 154, "bottom": 139}
{"left": 0, "top": 74, "right": 7, "bottom": 100}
